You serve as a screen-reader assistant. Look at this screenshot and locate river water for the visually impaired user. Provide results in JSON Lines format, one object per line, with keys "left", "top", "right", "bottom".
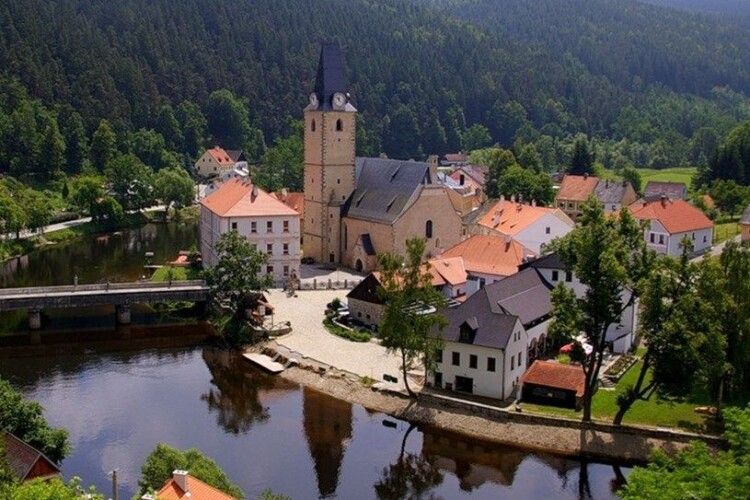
{"left": 0, "top": 223, "right": 630, "bottom": 499}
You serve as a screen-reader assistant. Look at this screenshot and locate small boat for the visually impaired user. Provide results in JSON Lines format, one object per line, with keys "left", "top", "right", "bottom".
{"left": 242, "top": 353, "right": 285, "bottom": 373}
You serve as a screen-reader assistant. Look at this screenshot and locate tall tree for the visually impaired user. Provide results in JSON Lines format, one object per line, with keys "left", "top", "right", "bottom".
{"left": 422, "top": 114, "right": 448, "bottom": 157}
{"left": 569, "top": 136, "right": 594, "bottom": 175}
{"left": 176, "top": 100, "right": 207, "bottom": 158}
{"left": 461, "top": 123, "right": 493, "bottom": 152}
{"left": 154, "top": 167, "right": 194, "bottom": 217}
{"left": 89, "top": 119, "right": 116, "bottom": 171}
{"left": 105, "top": 154, "right": 155, "bottom": 211}
{"left": 206, "top": 89, "right": 251, "bottom": 150}
{"left": 383, "top": 105, "right": 421, "bottom": 160}
{"left": 497, "top": 164, "right": 554, "bottom": 204}
{"left": 155, "top": 104, "right": 183, "bottom": 151}
{"left": 469, "top": 147, "right": 518, "bottom": 199}
{"left": 377, "top": 238, "right": 448, "bottom": 398}
{"left": 58, "top": 110, "right": 88, "bottom": 174}
{"left": 255, "top": 132, "right": 303, "bottom": 192}
{"left": 39, "top": 117, "right": 66, "bottom": 180}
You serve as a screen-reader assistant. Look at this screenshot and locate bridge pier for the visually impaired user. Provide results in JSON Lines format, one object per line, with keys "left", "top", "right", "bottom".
{"left": 116, "top": 304, "right": 131, "bottom": 325}
{"left": 28, "top": 309, "right": 41, "bottom": 330}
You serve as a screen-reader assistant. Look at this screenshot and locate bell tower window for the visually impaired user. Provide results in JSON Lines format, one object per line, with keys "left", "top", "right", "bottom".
{"left": 336, "top": 119, "right": 343, "bottom": 131}
{"left": 311, "top": 119, "right": 316, "bottom": 132}
{"left": 425, "top": 220, "right": 433, "bottom": 239}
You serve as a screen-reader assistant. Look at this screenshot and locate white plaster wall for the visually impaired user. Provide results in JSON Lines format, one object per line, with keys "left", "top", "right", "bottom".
{"left": 516, "top": 212, "right": 574, "bottom": 254}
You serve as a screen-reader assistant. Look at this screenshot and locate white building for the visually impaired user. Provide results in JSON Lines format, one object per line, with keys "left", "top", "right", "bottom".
{"left": 470, "top": 198, "right": 574, "bottom": 254}
{"left": 523, "top": 253, "right": 637, "bottom": 354}
{"left": 194, "top": 146, "right": 239, "bottom": 178}
{"left": 629, "top": 197, "right": 714, "bottom": 257}
{"left": 428, "top": 268, "right": 553, "bottom": 400}
{"left": 200, "top": 178, "right": 301, "bottom": 284}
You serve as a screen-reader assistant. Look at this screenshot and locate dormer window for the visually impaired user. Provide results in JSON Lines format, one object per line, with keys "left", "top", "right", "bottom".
{"left": 459, "top": 321, "right": 477, "bottom": 344}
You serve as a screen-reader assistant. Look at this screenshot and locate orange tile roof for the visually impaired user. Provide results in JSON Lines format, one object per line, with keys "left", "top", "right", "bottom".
{"left": 427, "top": 256, "right": 468, "bottom": 286}
{"left": 200, "top": 178, "right": 299, "bottom": 218}
{"left": 156, "top": 474, "right": 237, "bottom": 500}
{"left": 439, "top": 234, "right": 533, "bottom": 277}
{"left": 273, "top": 191, "right": 305, "bottom": 217}
{"left": 476, "top": 200, "right": 563, "bottom": 235}
{"left": 207, "top": 146, "right": 233, "bottom": 165}
{"left": 521, "top": 360, "right": 586, "bottom": 397}
{"left": 556, "top": 175, "right": 599, "bottom": 202}
{"left": 628, "top": 198, "right": 713, "bottom": 234}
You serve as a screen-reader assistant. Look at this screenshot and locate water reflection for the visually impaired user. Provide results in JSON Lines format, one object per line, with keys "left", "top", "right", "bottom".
{"left": 201, "top": 349, "right": 296, "bottom": 434}
{"left": 303, "top": 388, "right": 353, "bottom": 498}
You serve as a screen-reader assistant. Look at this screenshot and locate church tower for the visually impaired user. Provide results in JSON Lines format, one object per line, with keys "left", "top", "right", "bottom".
{"left": 303, "top": 42, "right": 356, "bottom": 264}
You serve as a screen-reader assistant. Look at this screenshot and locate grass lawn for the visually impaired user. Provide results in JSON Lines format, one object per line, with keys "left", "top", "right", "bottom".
{"left": 151, "top": 265, "right": 202, "bottom": 282}
{"left": 714, "top": 221, "right": 741, "bottom": 244}
{"left": 637, "top": 167, "right": 697, "bottom": 187}
{"left": 523, "top": 359, "right": 711, "bottom": 432}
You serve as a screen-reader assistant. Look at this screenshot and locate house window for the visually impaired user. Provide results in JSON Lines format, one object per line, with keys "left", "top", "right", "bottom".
{"left": 551, "top": 270, "right": 559, "bottom": 281}
{"left": 336, "top": 119, "right": 343, "bottom": 131}
{"left": 283, "top": 265, "right": 289, "bottom": 277}
{"left": 283, "top": 243, "right": 289, "bottom": 255}
{"left": 545, "top": 226, "right": 550, "bottom": 234}
{"left": 452, "top": 352, "right": 460, "bottom": 366}
{"left": 518, "top": 352, "right": 522, "bottom": 367}
{"left": 487, "top": 357, "right": 496, "bottom": 372}
{"left": 692, "top": 232, "right": 695, "bottom": 240}
{"left": 659, "top": 234, "right": 665, "bottom": 245}
{"left": 231, "top": 222, "right": 237, "bottom": 230}
{"left": 267, "top": 265, "right": 274, "bottom": 274}
{"left": 469, "top": 354, "right": 477, "bottom": 369}
{"left": 251, "top": 221, "right": 257, "bottom": 233}
{"left": 425, "top": 220, "right": 433, "bottom": 239}
{"left": 283, "top": 220, "right": 289, "bottom": 233}
{"left": 511, "top": 355, "right": 515, "bottom": 370}
{"left": 459, "top": 174, "right": 465, "bottom": 186}
{"left": 703, "top": 235, "right": 707, "bottom": 243}
{"left": 267, "top": 221, "right": 273, "bottom": 233}
{"left": 565, "top": 271, "right": 573, "bottom": 282}
{"left": 337, "top": 178, "right": 341, "bottom": 184}
{"left": 435, "top": 349, "right": 443, "bottom": 363}
{"left": 266, "top": 243, "right": 273, "bottom": 255}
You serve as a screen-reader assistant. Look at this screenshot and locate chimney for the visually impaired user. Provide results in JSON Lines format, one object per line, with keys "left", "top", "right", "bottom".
{"left": 252, "top": 185, "right": 259, "bottom": 198}
{"left": 531, "top": 199, "right": 537, "bottom": 207}
{"left": 583, "top": 173, "right": 589, "bottom": 179}
{"left": 173, "top": 470, "right": 189, "bottom": 494}
{"left": 660, "top": 194, "right": 667, "bottom": 207}
{"left": 499, "top": 194, "right": 505, "bottom": 202}
{"left": 510, "top": 194, "right": 516, "bottom": 203}
{"left": 504, "top": 234, "right": 512, "bottom": 244}
{"left": 281, "top": 187, "right": 288, "bottom": 198}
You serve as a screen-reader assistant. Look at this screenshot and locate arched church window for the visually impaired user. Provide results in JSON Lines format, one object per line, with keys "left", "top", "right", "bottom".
{"left": 425, "top": 220, "right": 433, "bottom": 239}
{"left": 336, "top": 119, "right": 343, "bottom": 131}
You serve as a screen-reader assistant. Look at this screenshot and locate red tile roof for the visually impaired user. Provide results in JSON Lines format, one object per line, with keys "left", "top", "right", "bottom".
{"left": 556, "top": 175, "right": 599, "bottom": 202}
{"left": 520, "top": 360, "right": 586, "bottom": 397}
{"left": 200, "top": 178, "right": 299, "bottom": 218}
{"left": 439, "top": 234, "right": 533, "bottom": 277}
{"left": 427, "top": 256, "right": 468, "bottom": 286}
{"left": 273, "top": 191, "right": 305, "bottom": 218}
{"left": 207, "top": 146, "right": 233, "bottom": 165}
{"left": 156, "top": 473, "right": 237, "bottom": 500}
{"left": 476, "top": 200, "right": 567, "bottom": 235}
{"left": 2, "top": 432, "right": 60, "bottom": 481}
{"left": 628, "top": 198, "right": 713, "bottom": 234}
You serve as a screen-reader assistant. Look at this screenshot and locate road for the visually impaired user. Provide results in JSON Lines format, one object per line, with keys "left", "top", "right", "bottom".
{"left": 691, "top": 235, "right": 740, "bottom": 262}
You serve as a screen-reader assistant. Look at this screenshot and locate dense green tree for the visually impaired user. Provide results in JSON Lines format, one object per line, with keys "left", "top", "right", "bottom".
{"left": 20, "top": 189, "right": 52, "bottom": 233}
{"left": 462, "top": 123, "right": 493, "bottom": 152}
{"left": 496, "top": 164, "right": 554, "bottom": 205}
{"left": 708, "top": 179, "right": 750, "bottom": 214}
{"left": 89, "top": 119, "right": 116, "bottom": 171}
{"left": 355, "top": 114, "right": 381, "bottom": 157}
{"left": 155, "top": 104, "right": 183, "bottom": 151}
{"left": 245, "top": 127, "right": 267, "bottom": 163}
{"left": 534, "top": 135, "right": 558, "bottom": 171}
{"left": 569, "top": 136, "right": 594, "bottom": 175}
{"left": 515, "top": 143, "right": 542, "bottom": 171}
{"left": 176, "top": 100, "right": 207, "bottom": 158}
{"left": 105, "top": 154, "right": 155, "bottom": 210}
{"left": 39, "top": 117, "right": 65, "bottom": 180}
{"left": 377, "top": 238, "right": 448, "bottom": 398}
{"left": 469, "top": 147, "right": 518, "bottom": 198}
{"left": 383, "top": 105, "right": 421, "bottom": 160}
{"left": 128, "top": 128, "right": 180, "bottom": 171}
{"left": 444, "top": 106, "right": 466, "bottom": 152}
{"left": 154, "top": 167, "right": 195, "bottom": 215}
{"left": 703, "top": 121, "right": 750, "bottom": 185}
{"left": 58, "top": 110, "right": 88, "bottom": 174}
{"left": 0, "top": 477, "right": 103, "bottom": 500}
{"left": 489, "top": 100, "right": 529, "bottom": 146}
{"left": 255, "top": 130, "right": 303, "bottom": 192}
{"left": 422, "top": 114, "right": 448, "bottom": 157}
{"left": 0, "top": 378, "right": 69, "bottom": 464}
{"left": 622, "top": 166, "right": 643, "bottom": 195}
{"left": 138, "top": 443, "right": 244, "bottom": 499}
{"left": 206, "top": 89, "right": 251, "bottom": 151}
{"left": 90, "top": 196, "right": 124, "bottom": 225}
{"left": 71, "top": 175, "right": 104, "bottom": 214}
{"left": 690, "top": 126, "right": 719, "bottom": 165}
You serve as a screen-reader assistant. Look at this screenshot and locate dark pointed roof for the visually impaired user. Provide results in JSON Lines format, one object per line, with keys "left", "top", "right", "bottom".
{"left": 313, "top": 42, "right": 348, "bottom": 111}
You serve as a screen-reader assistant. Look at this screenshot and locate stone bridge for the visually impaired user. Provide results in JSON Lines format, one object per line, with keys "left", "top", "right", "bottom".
{"left": 0, "top": 280, "right": 209, "bottom": 329}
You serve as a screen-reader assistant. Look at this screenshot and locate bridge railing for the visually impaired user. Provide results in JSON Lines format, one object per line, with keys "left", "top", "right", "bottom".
{"left": 0, "top": 280, "right": 207, "bottom": 297}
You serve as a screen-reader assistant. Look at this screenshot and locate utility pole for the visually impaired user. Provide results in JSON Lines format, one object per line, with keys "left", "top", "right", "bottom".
{"left": 110, "top": 469, "right": 119, "bottom": 500}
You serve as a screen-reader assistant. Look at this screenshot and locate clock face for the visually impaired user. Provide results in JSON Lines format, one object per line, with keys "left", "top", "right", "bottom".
{"left": 309, "top": 92, "right": 319, "bottom": 108}
{"left": 333, "top": 92, "right": 346, "bottom": 109}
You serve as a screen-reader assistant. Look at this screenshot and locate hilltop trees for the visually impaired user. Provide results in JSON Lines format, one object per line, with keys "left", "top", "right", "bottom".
{"left": 569, "top": 137, "right": 594, "bottom": 175}
{"left": 89, "top": 120, "right": 116, "bottom": 172}
{"left": 700, "top": 121, "right": 750, "bottom": 186}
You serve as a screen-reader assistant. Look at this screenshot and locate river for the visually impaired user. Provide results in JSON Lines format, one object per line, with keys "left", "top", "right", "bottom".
{"left": 0, "top": 222, "right": 630, "bottom": 499}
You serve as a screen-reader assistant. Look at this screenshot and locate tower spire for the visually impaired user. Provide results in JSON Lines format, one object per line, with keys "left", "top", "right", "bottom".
{"left": 313, "top": 42, "right": 348, "bottom": 110}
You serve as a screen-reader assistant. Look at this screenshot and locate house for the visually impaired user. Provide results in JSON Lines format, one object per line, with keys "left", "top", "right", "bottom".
{"left": 273, "top": 189, "right": 305, "bottom": 242}
{"left": 200, "top": 163, "right": 250, "bottom": 199}
{"left": 594, "top": 179, "right": 637, "bottom": 213}
{"left": 443, "top": 152, "right": 469, "bottom": 167}
{"left": 471, "top": 198, "right": 574, "bottom": 254}
{"left": 195, "top": 146, "right": 236, "bottom": 178}
{"left": 429, "top": 256, "right": 469, "bottom": 301}
{"left": 428, "top": 268, "right": 554, "bottom": 400}
{"left": 439, "top": 234, "right": 534, "bottom": 294}
{"left": 520, "top": 360, "right": 586, "bottom": 409}
{"left": 200, "top": 178, "right": 301, "bottom": 284}
{"left": 143, "top": 470, "right": 236, "bottom": 500}
{"left": 521, "top": 252, "right": 637, "bottom": 353}
{"left": 741, "top": 205, "right": 750, "bottom": 242}
{"left": 628, "top": 197, "right": 714, "bottom": 256}
{"left": 302, "top": 42, "right": 463, "bottom": 272}
{"left": 643, "top": 181, "right": 688, "bottom": 200}
{"left": 554, "top": 174, "right": 599, "bottom": 219}
{"left": 449, "top": 165, "right": 486, "bottom": 193}
{"left": 2, "top": 431, "right": 61, "bottom": 482}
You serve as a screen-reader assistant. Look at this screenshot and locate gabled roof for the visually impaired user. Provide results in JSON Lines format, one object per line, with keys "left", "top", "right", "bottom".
{"left": 742, "top": 204, "right": 750, "bottom": 225}
{"left": 226, "top": 150, "right": 245, "bottom": 163}
{"left": 273, "top": 191, "right": 305, "bottom": 217}
{"left": 644, "top": 181, "right": 687, "bottom": 200}
{"left": 628, "top": 198, "right": 713, "bottom": 234}
{"left": 428, "top": 256, "right": 467, "bottom": 286}
{"left": 594, "top": 179, "right": 633, "bottom": 204}
{"left": 156, "top": 473, "right": 237, "bottom": 500}
{"left": 444, "top": 153, "right": 468, "bottom": 164}
{"left": 556, "top": 175, "right": 598, "bottom": 201}
{"left": 2, "top": 431, "right": 60, "bottom": 481}
{"left": 476, "top": 200, "right": 571, "bottom": 235}
{"left": 200, "top": 178, "right": 299, "bottom": 218}
{"left": 312, "top": 42, "right": 348, "bottom": 111}
{"left": 435, "top": 268, "right": 552, "bottom": 349}
{"left": 206, "top": 146, "right": 233, "bottom": 166}
{"left": 439, "top": 234, "right": 533, "bottom": 277}
{"left": 520, "top": 252, "right": 567, "bottom": 271}
{"left": 449, "top": 165, "right": 486, "bottom": 186}
{"left": 520, "top": 360, "right": 585, "bottom": 397}
{"left": 344, "top": 158, "right": 435, "bottom": 224}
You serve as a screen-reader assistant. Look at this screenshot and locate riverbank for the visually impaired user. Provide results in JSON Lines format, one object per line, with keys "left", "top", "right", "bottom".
{"left": 272, "top": 361, "right": 724, "bottom": 464}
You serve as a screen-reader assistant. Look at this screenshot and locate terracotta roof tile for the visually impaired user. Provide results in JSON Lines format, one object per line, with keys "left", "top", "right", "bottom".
{"left": 156, "top": 474, "right": 237, "bottom": 500}
{"left": 628, "top": 198, "right": 713, "bottom": 234}
{"left": 476, "top": 200, "right": 565, "bottom": 235}
{"left": 556, "top": 175, "right": 599, "bottom": 202}
{"left": 439, "top": 234, "right": 533, "bottom": 277}
{"left": 200, "top": 178, "right": 299, "bottom": 218}
{"left": 520, "top": 360, "right": 586, "bottom": 397}
{"left": 427, "top": 256, "right": 468, "bottom": 286}
{"left": 273, "top": 191, "right": 305, "bottom": 217}
{"left": 207, "top": 146, "right": 233, "bottom": 165}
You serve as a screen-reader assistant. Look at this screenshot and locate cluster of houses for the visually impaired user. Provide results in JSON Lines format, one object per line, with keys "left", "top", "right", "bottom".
{"left": 195, "top": 42, "right": 725, "bottom": 408}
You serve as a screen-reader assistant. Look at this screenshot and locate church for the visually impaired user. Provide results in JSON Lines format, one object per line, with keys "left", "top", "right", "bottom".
{"left": 303, "top": 43, "right": 463, "bottom": 272}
